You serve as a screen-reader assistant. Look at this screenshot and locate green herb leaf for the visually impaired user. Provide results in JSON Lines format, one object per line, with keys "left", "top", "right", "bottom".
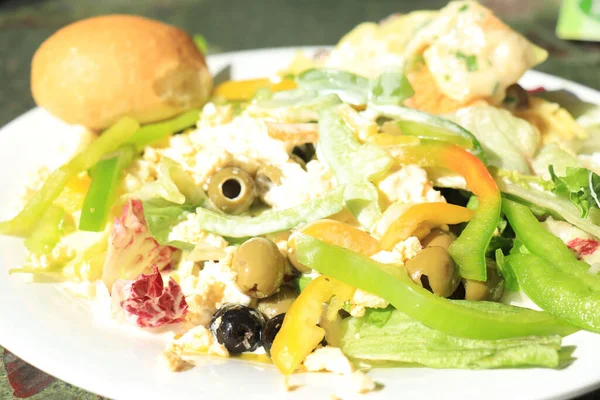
{"left": 456, "top": 51, "right": 479, "bottom": 72}
{"left": 549, "top": 166, "right": 600, "bottom": 218}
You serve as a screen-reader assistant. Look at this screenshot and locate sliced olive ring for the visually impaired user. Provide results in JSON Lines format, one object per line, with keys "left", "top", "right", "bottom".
{"left": 207, "top": 167, "right": 255, "bottom": 214}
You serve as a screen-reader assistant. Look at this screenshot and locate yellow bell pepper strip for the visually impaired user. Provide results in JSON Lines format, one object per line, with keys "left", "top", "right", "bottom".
{"left": 503, "top": 199, "right": 600, "bottom": 292}
{"left": 126, "top": 109, "right": 200, "bottom": 151}
{"left": 213, "top": 78, "right": 297, "bottom": 101}
{"left": 394, "top": 142, "right": 501, "bottom": 281}
{"left": 319, "top": 105, "right": 393, "bottom": 229}
{"left": 79, "top": 145, "right": 137, "bottom": 232}
{"left": 23, "top": 206, "right": 72, "bottom": 255}
{"left": 295, "top": 234, "right": 577, "bottom": 340}
{"left": 270, "top": 275, "right": 355, "bottom": 374}
{"left": 380, "top": 203, "right": 475, "bottom": 250}
{"left": 506, "top": 253, "right": 600, "bottom": 333}
{"left": 369, "top": 104, "right": 487, "bottom": 165}
{"left": 0, "top": 117, "right": 139, "bottom": 237}
{"left": 272, "top": 220, "right": 376, "bottom": 374}
{"left": 190, "top": 186, "right": 345, "bottom": 238}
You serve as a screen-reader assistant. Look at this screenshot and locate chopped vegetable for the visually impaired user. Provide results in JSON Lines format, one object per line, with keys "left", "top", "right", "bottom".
{"left": 393, "top": 142, "right": 501, "bottom": 281}
{"left": 506, "top": 253, "right": 600, "bottom": 333}
{"left": 319, "top": 106, "right": 393, "bottom": 229}
{"left": 549, "top": 166, "right": 600, "bottom": 219}
{"left": 494, "top": 171, "right": 600, "bottom": 238}
{"left": 24, "top": 206, "right": 72, "bottom": 255}
{"left": 296, "top": 68, "right": 370, "bottom": 105}
{"left": 102, "top": 199, "right": 178, "bottom": 291}
{"left": 369, "top": 104, "right": 487, "bottom": 164}
{"left": 79, "top": 145, "right": 136, "bottom": 232}
{"left": 342, "top": 309, "right": 566, "bottom": 369}
{"left": 369, "top": 71, "right": 414, "bottom": 105}
{"left": 448, "top": 105, "right": 540, "bottom": 174}
{"left": 213, "top": 78, "right": 297, "bottom": 101}
{"left": 270, "top": 275, "right": 355, "bottom": 374}
{"left": 126, "top": 109, "right": 200, "bottom": 150}
{"left": 0, "top": 117, "right": 139, "bottom": 236}
{"left": 502, "top": 199, "right": 600, "bottom": 292}
{"left": 119, "top": 266, "right": 188, "bottom": 328}
{"left": 137, "top": 157, "right": 206, "bottom": 206}
{"left": 295, "top": 234, "right": 576, "bottom": 339}
{"left": 190, "top": 186, "right": 345, "bottom": 238}
{"left": 379, "top": 202, "right": 474, "bottom": 250}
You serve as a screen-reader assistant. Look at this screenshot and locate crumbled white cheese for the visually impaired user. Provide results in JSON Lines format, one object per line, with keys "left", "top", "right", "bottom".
{"left": 259, "top": 160, "right": 337, "bottom": 210}
{"left": 378, "top": 165, "right": 445, "bottom": 205}
{"left": 347, "top": 371, "right": 377, "bottom": 394}
{"left": 304, "top": 346, "right": 355, "bottom": 375}
{"left": 350, "top": 289, "right": 389, "bottom": 318}
{"left": 168, "top": 213, "right": 229, "bottom": 249}
{"left": 122, "top": 158, "right": 159, "bottom": 194}
{"left": 26, "top": 241, "right": 75, "bottom": 270}
{"left": 198, "top": 103, "right": 234, "bottom": 129}
{"left": 542, "top": 217, "right": 590, "bottom": 244}
{"left": 161, "top": 344, "right": 194, "bottom": 372}
{"left": 173, "top": 325, "right": 229, "bottom": 357}
{"left": 351, "top": 237, "right": 421, "bottom": 316}
{"left": 180, "top": 248, "right": 251, "bottom": 326}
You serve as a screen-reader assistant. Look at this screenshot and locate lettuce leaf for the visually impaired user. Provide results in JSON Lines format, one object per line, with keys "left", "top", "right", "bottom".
{"left": 549, "top": 166, "right": 600, "bottom": 219}
{"left": 341, "top": 308, "right": 567, "bottom": 369}
{"left": 531, "top": 144, "right": 579, "bottom": 178}
{"left": 448, "top": 105, "right": 539, "bottom": 174}
{"left": 136, "top": 157, "right": 205, "bottom": 205}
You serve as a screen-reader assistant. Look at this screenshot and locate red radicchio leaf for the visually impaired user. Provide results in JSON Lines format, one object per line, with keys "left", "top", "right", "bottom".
{"left": 102, "top": 199, "right": 177, "bottom": 291}
{"left": 567, "top": 237, "right": 600, "bottom": 259}
{"left": 120, "top": 266, "right": 188, "bottom": 328}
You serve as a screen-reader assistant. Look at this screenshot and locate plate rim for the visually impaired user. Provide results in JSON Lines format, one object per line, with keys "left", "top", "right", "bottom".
{"left": 1, "top": 46, "right": 600, "bottom": 400}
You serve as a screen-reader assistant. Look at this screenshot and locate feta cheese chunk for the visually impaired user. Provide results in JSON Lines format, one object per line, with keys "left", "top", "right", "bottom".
{"left": 378, "top": 165, "right": 445, "bottom": 205}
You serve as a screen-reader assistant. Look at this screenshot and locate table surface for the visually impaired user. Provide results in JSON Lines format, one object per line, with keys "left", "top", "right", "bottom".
{"left": 1, "top": 0, "right": 599, "bottom": 399}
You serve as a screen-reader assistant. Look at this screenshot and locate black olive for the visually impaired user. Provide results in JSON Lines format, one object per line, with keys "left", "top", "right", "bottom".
{"left": 292, "top": 143, "right": 316, "bottom": 164}
{"left": 262, "top": 313, "right": 285, "bottom": 356}
{"left": 210, "top": 304, "right": 265, "bottom": 354}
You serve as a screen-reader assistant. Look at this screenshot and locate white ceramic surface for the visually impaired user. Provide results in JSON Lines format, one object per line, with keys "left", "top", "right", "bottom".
{"left": 0, "top": 47, "right": 599, "bottom": 400}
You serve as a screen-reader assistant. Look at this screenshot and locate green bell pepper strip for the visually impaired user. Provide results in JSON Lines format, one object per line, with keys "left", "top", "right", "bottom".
{"left": 506, "top": 253, "right": 600, "bottom": 333}
{"left": 369, "top": 104, "right": 487, "bottom": 165}
{"left": 191, "top": 186, "right": 345, "bottom": 238}
{"left": 0, "top": 117, "right": 139, "bottom": 237}
{"left": 126, "top": 109, "right": 200, "bottom": 151}
{"left": 319, "top": 105, "right": 393, "bottom": 229}
{"left": 295, "top": 233, "right": 577, "bottom": 339}
{"left": 502, "top": 199, "right": 600, "bottom": 291}
{"left": 393, "top": 142, "right": 501, "bottom": 281}
{"left": 23, "top": 206, "right": 72, "bottom": 255}
{"left": 79, "top": 145, "right": 137, "bottom": 232}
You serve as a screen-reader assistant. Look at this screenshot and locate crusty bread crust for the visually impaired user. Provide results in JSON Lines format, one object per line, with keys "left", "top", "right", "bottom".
{"left": 31, "top": 14, "right": 212, "bottom": 130}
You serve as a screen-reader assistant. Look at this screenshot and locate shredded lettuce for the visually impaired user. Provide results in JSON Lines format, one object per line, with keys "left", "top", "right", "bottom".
{"left": 532, "top": 144, "right": 579, "bottom": 178}
{"left": 341, "top": 308, "right": 568, "bottom": 369}
{"left": 448, "top": 105, "right": 539, "bottom": 174}
{"left": 136, "top": 157, "right": 206, "bottom": 205}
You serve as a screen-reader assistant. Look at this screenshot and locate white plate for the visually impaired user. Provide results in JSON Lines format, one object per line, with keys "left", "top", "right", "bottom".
{"left": 1, "top": 47, "right": 600, "bottom": 400}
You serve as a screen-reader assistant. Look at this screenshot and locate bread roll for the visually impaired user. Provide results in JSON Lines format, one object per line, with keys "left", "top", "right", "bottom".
{"left": 31, "top": 14, "right": 212, "bottom": 130}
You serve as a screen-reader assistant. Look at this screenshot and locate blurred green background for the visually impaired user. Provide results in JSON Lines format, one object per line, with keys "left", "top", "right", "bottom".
{"left": 1, "top": 0, "right": 600, "bottom": 399}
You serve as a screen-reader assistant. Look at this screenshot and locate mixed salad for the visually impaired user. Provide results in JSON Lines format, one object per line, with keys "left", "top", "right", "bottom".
{"left": 3, "top": 1, "right": 600, "bottom": 393}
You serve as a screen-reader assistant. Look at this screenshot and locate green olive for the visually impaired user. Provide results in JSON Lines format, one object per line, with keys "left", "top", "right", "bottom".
{"left": 257, "top": 286, "right": 298, "bottom": 319}
{"left": 504, "top": 83, "right": 529, "bottom": 110}
{"left": 421, "top": 229, "right": 456, "bottom": 250}
{"left": 232, "top": 237, "right": 285, "bottom": 298}
{"left": 463, "top": 266, "right": 504, "bottom": 301}
{"left": 404, "top": 247, "right": 461, "bottom": 298}
{"left": 208, "top": 167, "right": 255, "bottom": 214}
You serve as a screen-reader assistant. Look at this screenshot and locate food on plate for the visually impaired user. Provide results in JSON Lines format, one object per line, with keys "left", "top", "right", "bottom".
{"left": 4, "top": 0, "right": 600, "bottom": 395}
{"left": 31, "top": 14, "right": 212, "bottom": 130}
